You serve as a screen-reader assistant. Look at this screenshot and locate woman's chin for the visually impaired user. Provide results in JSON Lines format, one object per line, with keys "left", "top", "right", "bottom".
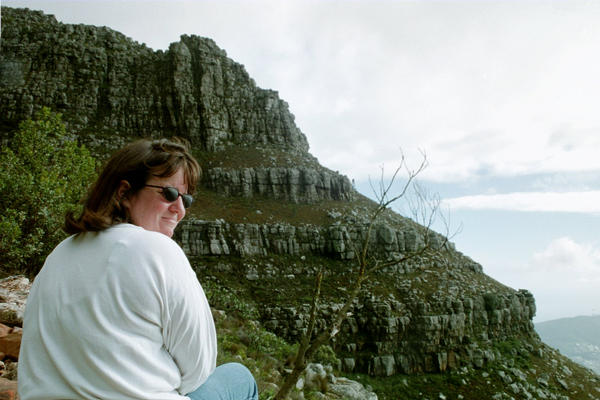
{"left": 159, "top": 221, "right": 178, "bottom": 237}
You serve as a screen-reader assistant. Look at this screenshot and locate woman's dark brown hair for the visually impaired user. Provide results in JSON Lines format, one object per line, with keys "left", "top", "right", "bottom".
{"left": 65, "top": 138, "right": 201, "bottom": 234}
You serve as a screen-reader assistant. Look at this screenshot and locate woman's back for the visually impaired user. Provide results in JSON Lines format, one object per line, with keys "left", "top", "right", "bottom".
{"left": 18, "top": 224, "right": 217, "bottom": 400}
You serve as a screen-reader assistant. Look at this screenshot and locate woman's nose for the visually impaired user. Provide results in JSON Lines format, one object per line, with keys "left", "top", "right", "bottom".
{"left": 169, "top": 195, "right": 186, "bottom": 219}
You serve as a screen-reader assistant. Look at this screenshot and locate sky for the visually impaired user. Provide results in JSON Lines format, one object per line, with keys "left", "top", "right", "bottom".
{"left": 3, "top": 0, "right": 600, "bottom": 322}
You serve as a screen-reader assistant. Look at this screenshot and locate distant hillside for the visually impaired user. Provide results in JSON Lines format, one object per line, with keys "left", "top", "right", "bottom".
{"left": 536, "top": 315, "right": 600, "bottom": 374}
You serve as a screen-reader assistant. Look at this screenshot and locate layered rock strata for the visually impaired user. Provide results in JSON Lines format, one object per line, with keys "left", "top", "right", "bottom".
{"left": 176, "top": 218, "right": 461, "bottom": 263}
{"left": 261, "top": 289, "right": 536, "bottom": 376}
{"left": 175, "top": 218, "right": 537, "bottom": 376}
{"left": 204, "top": 167, "right": 353, "bottom": 203}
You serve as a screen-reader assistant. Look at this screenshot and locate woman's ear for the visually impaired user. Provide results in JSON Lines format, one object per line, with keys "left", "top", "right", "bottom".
{"left": 117, "top": 180, "right": 132, "bottom": 208}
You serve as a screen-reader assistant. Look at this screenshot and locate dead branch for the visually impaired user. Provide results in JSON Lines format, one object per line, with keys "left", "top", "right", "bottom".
{"left": 274, "top": 150, "right": 457, "bottom": 399}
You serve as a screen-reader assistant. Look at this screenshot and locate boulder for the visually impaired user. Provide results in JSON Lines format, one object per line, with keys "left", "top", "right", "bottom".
{"left": 0, "top": 277, "right": 30, "bottom": 327}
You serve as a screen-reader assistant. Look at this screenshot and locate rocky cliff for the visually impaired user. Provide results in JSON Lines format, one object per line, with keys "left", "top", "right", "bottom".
{"left": 0, "top": 8, "right": 307, "bottom": 152}
{"left": 1, "top": 6, "right": 351, "bottom": 204}
{"left": 2, "top": 7, "right": 598, "bottom": 398}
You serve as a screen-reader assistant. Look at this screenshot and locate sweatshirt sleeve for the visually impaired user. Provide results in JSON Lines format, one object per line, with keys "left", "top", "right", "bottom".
{"left": 153, "top": 235, "right": 218, "bottom": 394}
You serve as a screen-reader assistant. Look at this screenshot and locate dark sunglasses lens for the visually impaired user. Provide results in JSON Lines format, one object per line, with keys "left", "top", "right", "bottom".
{"left": 162, "top": 187, "right": 192, "bottom": 208}
{"left": 182, "top": 194, "right": 193, "bottom": 208}
{"left": 163, "top": 187, "right": 179, "bottom": 202}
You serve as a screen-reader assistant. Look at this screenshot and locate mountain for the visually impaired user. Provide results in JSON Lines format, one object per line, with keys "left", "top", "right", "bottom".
{"left": 536, "top": 315, "right": 600, "bottom": 374}
{"left": 1, "top": 6, "right": 599, "bottom": 399}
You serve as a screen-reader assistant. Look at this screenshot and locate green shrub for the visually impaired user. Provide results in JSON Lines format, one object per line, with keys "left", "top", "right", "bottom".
{"left": 202, "top": 278, "right": 260, "bottom": 320}
{"left": 247, "top": 328, "right": 294, "bottom": 361}
{"left": 313, "top": 345, "right": 340, "bottom": 369}
{"left": 483, "top": 293, "right": 500, "bottom": 312}
{"left": 0, "top": 108, "right": 97, "bottom": 276}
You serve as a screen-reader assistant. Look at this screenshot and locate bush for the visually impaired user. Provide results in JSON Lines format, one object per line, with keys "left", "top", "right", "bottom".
{"left": 312, "top": 345, "right": 341, "bottom": 370}
{"left": 202, "top": 277, "right": 260, "bottom": 320}
{"left": 483, "top": 293, "right": 501, "bottom": 312}
{"left": 0, "top": 108, "right": 97, "bottom": 276}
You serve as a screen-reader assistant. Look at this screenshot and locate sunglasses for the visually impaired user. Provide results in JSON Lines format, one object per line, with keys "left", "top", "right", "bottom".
{"left": 144, "top": 185, "right": 193, "bottom": 208}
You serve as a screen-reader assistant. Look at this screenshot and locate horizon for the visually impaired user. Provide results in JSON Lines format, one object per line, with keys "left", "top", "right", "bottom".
{"left": 535, "top": 313, "right": 600, "bottom": 325}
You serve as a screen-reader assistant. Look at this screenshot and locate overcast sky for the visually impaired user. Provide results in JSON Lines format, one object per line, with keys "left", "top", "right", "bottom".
{"left": 3, "top": 0, "right": 600, "bottom": 322}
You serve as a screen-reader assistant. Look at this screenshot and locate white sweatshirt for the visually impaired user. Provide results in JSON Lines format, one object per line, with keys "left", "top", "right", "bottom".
{"left": 18, "top": 224, "right": 217, "bottom": 400}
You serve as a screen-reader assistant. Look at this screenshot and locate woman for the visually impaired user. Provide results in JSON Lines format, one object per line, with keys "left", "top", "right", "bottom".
{"left": 18, "top": 138, "right": 258, "bottom": 400}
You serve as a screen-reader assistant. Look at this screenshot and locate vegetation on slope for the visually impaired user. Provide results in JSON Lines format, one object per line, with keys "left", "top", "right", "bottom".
{"left": 205, "top": 273, "right": 600, "bottom": 400}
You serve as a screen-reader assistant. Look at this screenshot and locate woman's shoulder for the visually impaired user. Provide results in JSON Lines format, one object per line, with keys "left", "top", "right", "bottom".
{"left": 108, "top": 223, "right": 177, "bottom": 243}
{"left": 105, "top": 224, "right": 193, "bottom": 279}
{"left": 106, "top": 224, "right": 186, "bottom": 258}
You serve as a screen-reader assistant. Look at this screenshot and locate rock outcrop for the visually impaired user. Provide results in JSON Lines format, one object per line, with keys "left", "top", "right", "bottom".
{"left": 175, "top": 218, "right": 460, "bottom": 263}
{"left": 204, "top": 167, "right": 353, "bottom": 203}
{"left": 0, "top": 6, "right": 357, "bottom": 204}
{"left": 0, "top": 7, "right": 308, "bottom": 154}
{"left": 0, "top": 276, "right": 30, "bottom": 328}
{"left": 261, "top": 288, "right": 536, "bottom": 376}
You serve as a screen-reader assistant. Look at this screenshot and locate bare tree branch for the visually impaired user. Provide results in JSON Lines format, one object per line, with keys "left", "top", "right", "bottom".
{"left": 274, "top": 150, "right": 458, "bottom": 399}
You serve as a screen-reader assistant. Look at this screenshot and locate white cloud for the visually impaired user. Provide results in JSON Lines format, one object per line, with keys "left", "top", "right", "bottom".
{"left": 530, "top": 171, "right": 600, "bottom": 192}
{"left": 252, "top": 0, "right": 600, "bottom": 184}
{"left": 531, "top": 237, "right": 600, "bottom": 278}
{"left": 443, "top": 191, "right": 600, "bottom": 214}
{"left": 526, "top": 237, "right": 600, "bottom": 321}
{"left": 485, "top": 236, "right": 600, "bottom": 321}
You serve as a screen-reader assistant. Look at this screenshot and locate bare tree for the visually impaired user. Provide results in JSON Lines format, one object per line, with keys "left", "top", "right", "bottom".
{"left": 274, "top": 151, "right": 458, "bottom": 399}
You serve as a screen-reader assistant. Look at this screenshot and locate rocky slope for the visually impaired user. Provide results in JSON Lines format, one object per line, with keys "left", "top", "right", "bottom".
{"left": 1, "top": 6, "right": 599, "bottom": 399}
{"left": 177, "top": 217, "right": 536, "bottom": 377}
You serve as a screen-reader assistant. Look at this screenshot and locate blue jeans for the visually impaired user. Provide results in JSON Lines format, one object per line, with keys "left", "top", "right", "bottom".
{"left": 187, "top": 363, "right": 258, "bottom": 400}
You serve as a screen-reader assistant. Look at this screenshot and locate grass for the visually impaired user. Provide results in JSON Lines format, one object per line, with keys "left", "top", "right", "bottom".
{"left": 203, "top": 277, "right": 295, "bottom": 398}
{"left": 188, "top": 185, "right": 376, "bottom": 226}
{"left": 194, "top": 146, "right": 322, "bottom": 172}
